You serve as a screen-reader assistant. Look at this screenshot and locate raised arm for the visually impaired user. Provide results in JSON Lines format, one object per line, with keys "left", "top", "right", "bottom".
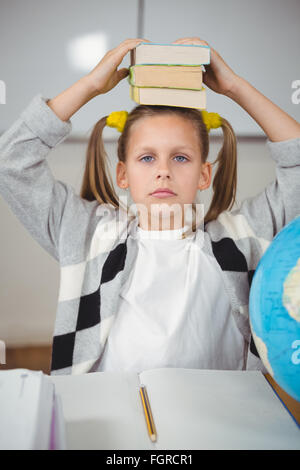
{"left": 47, "top": 38, "right": 150, "bottom": 122}
{"left": 172, "top": 36, "right": 300, "bottom": 142}
{"left": 172, "top": 36, "right": 300, "bottom": 240}
{"left": 0, "top": 39, "right": 149, "bottom": 261}
{"left": 226, "top": 77, "right": 300, "bottom": 142}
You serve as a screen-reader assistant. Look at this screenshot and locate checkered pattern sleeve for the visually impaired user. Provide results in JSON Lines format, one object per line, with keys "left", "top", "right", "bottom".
{"left": 235, "top": 136, "right": 300, "bottom": 242}
{"left": 0, "top": 94, "right": 96, "bottom": 262}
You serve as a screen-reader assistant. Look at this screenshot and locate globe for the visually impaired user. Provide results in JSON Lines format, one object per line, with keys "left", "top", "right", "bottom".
{"left": 249, "top": 215, "right": 300, "bottom": 402}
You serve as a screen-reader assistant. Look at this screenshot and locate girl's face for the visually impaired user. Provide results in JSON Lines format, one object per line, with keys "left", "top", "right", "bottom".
{"left": 116, "top": 114, "right": 212, "bottom": 230}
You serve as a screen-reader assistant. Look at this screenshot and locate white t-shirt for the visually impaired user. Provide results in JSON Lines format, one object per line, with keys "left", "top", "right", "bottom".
{"left": 98, "top": 224, "right": 245, "bottom": 373}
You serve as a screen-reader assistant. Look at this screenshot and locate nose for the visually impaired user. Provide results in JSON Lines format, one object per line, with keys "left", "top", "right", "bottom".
{"left": 156, "top": 162, "right": 171, "bottom": 179}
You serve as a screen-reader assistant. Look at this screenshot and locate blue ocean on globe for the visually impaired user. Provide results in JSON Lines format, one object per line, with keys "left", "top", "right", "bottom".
{"left": 249, "top": 215, "right": 300, "bottom": 402}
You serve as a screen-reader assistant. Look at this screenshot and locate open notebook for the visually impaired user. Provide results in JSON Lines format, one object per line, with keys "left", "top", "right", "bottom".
{"left": 51, "top": 368, "right": 300, "bottom": 450}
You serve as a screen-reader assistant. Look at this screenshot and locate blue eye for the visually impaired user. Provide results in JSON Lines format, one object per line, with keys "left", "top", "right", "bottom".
{"left": 174, "top": 155, "right": 187, "bottom": 162}
{"left": 140, "top": 155, "right": 188, "bottom": 163}
{"left": 140, "top": 156, "right": 154, "bottom": 163}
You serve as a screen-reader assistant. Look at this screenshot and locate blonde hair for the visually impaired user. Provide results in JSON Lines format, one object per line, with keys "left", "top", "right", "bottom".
{"left": 80, "top": 105, "right": 237, "bottom": 238}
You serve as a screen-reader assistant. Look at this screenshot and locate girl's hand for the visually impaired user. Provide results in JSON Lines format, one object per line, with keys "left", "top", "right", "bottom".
{"left": 172, "top": 37, "right": 239, "bottom": 96}
{"left": 87, "top": 38, "right": 151, "bottom": 95}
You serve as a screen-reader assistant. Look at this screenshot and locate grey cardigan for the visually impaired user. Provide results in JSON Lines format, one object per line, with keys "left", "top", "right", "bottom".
{"left": 0, "top": 94, "right": 299, "bottom": 375}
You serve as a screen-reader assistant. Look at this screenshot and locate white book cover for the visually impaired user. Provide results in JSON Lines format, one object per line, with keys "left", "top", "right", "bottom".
{"left": 131, "top": 43, "right": 211, "bottom": 66}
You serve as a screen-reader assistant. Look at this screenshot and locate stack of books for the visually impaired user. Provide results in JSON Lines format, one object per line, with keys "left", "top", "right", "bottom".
{"left": 129, "top": 42, "right": 210, "bottom": 109}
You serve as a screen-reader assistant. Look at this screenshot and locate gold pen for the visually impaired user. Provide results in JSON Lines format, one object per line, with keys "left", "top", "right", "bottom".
{"left": 139, "top": 384, "right": 157, "bottom": 442}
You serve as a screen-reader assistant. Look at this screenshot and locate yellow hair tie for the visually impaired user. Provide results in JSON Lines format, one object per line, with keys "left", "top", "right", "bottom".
{"left": 106, "top": 109, "right": 222, "bottom": 134}
{"left": 106, "top": 110, "right": 128, "bottom": 133}
{"left": 201, "top": 110, "right": 222, "bottom": 132}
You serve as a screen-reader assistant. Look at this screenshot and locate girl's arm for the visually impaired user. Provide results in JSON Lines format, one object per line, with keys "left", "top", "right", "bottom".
{"left": 172, "top": 37, "right": 300, "bottom": 142}
{"left": 47, "top": 38, "right": 150, "bottom": 122}
{"left": 46, "top": 76, "right": 98, "bottom": 122}
{"left": 226, "top": 77, "right": 300, "bottom": 142}
{"left": 0, "top": 38, "right": 149, "bottom": 261}
{"left": 172, "top": 37, "right": 300, "bottom": 242}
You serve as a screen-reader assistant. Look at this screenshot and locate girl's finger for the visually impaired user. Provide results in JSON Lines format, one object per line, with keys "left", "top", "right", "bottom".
{"left": 112, "top": 38, "right": 150, "bottom": 58}
{"left": 172, "top": 37, "right": 195, "bottom": 43}
{"left": 117, "top": 38, "right": 151, "bottom": 50}
{"left": 100, "top": 38, "right": 151, "bottom": 72}
{"left": 115, "top": 39, "right": 151, "bottom": 62}
{"left": 120, "top": 38, "right": 150, "bottom": 44}
{"left": 172, "top": 37, "right": 209, "bottom": 46}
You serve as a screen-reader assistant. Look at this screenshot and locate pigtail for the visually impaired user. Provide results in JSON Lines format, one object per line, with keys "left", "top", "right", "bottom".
{"left": 80, "top": 117, "right": 120, "bottom": 207}
{"left": 204, "top": 118, "right": 237, "bottom": 224}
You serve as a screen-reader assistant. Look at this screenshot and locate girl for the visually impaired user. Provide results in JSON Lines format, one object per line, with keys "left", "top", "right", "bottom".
{"left": 0, "top": 38, "right": 299, "bottom": 376}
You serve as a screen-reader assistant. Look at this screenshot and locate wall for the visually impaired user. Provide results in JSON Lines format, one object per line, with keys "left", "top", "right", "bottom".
{"left": 0, "top": 0, "right": 299, "bottom": 136}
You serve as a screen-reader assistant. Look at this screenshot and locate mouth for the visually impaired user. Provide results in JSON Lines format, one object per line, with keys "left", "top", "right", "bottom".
{"left": 150, "top": 191, "right": 177, "bottom": 198}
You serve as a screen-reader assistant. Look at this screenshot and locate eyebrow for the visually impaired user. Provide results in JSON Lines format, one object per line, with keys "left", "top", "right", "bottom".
{"left": 134, "top": 146, "right": 195, "bottom": 153}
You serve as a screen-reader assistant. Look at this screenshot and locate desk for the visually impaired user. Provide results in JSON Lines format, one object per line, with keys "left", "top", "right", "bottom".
{"left": 265, "top": 374, "right": 300, "bottom": 425}
{"left": 51, "top": 369, "right": 300, "bottom": 450}
{"left": 2, "top": 348, "right": 300, "bottom": 429}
